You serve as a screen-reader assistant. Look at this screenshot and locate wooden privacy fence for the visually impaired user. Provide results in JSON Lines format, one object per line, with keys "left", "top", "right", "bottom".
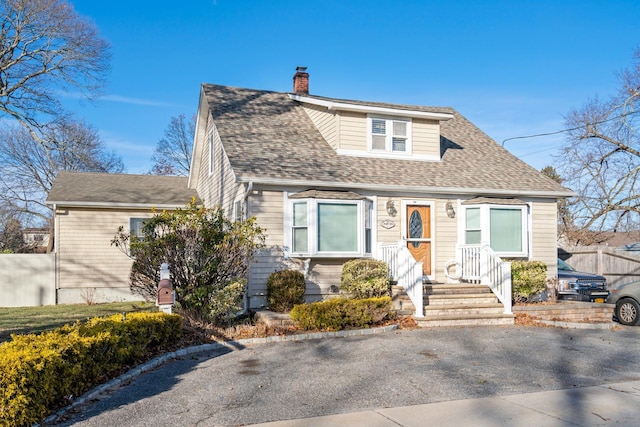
{"left": 561, "top": 246, "right": 640, "bottom": 288}
{"left": 0, "top": 254, "right": 56, "bottom": 307}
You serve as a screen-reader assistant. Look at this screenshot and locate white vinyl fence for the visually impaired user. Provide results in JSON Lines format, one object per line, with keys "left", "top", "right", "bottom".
{"left": 0, "top": 254, "right": 56, "bottom": 307}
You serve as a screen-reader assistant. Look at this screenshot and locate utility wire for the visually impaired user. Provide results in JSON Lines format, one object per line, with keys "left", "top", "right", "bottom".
{"left": 501, "top": 110, "right": 640, "bottom": 146}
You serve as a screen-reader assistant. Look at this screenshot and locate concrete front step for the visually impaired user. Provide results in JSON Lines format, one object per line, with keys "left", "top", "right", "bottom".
{"left": 426, "top": 294, "right": 498, "bottom": 306}
{"left": 424, "top": 303, "right": 505, "bottom": 316}
{"left": 415, "top": 313, "right": 515, "bottom": 327}
{"left": 391, "top": 286, "right": 416, "bottom": 313}
{"left": 425, "top": 283, "right": 492, "bottom": 295}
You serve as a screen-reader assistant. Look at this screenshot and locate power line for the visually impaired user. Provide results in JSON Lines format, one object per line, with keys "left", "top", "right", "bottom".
{"left": 501, "top": 110, "right": 640, "bottom": 147}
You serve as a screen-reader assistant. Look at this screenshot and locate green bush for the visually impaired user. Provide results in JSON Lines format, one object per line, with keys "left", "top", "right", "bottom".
{"left": 290, "top": 296, "right": 393, "bottom": 330}
{"left": 267, "top": 270, "right": 306, "bottom": 313}
{"left": 512, "top": 260, "right": 548, "bottom": 302}
{"left": 0, "top": 312, "right": 181, "bottom": 427}
{"left": 111, "top": 200, "right": 264, "bottom": 322}
{"left": 340, "top": 259, "right": 390, "bottom": 299}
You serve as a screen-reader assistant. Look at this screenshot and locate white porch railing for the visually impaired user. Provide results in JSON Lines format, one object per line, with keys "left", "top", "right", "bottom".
{"left": 378, "top": 241, "right": 424, "bottom": 317}
{"left": 458, "top": 244, "right": 512, "bottom": 314}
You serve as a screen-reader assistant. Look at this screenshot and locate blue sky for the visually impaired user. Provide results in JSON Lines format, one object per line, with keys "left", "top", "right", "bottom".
{"left": 65, "top": 0, "right": 640, "bottom": 174}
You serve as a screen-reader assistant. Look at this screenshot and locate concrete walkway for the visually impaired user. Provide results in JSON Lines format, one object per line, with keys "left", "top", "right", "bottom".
{"left": 251, "top": 380, "right": 640, "bottom": 426}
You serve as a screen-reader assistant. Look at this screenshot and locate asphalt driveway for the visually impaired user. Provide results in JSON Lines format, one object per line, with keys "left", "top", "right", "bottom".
{"left": 49, "top": 325, "right": 640, "bottom": 426}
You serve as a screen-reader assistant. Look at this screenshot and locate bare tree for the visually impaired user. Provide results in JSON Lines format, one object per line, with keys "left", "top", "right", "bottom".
{"left": 558, "top": 48, "right": 640, "bottom": 241}
{"left": 0, "top": 213, "right": 25, "bottom": 252}
{"left": 0, "top": 120, "right": 124, "bottom": 224}
{"left": 0, "top": 0, "right": 110, "bottom": 140}
{"left": 149, "top": 114, "right": 194, "bottom": 176}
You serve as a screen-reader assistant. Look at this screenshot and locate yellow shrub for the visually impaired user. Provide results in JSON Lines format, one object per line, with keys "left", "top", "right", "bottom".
{"left": 290, "top": 297, "right": 393, "bottom": 330}
{"left": 0, "top": 312, "right": 181, "bottom": 427}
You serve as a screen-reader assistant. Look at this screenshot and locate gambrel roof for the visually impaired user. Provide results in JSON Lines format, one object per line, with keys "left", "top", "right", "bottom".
{"left": 195, "top": 84, "right": 572, "bottom": 198}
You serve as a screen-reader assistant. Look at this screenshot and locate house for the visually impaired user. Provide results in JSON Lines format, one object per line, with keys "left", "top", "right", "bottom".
{"left": 21, "top": 227, "right": 49, "bottom": 253}
{"left": 47, "top": 67, "right": 573, "bottom": 320}
{"left": 46, "top": 172, "right": 197, "bottom": 303}
{"left": 187, "top": 67, "right": 572, "bottom": 315}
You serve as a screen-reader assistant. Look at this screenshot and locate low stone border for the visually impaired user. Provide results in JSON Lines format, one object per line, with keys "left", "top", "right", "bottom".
{"left": 513, "top": 301, "right": 618, "bottom": 330}
{"left": 42, "top": 324, "right": 399, "bottom": 425}
{"left": 536, "top": 319, "right": 617, "bottom": 330}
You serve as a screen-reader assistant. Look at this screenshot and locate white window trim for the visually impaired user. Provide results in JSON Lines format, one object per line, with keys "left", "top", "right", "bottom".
{"left": 367, "top": 115, "right": 412, "bottom": 156}
{"left": 130, "top": 217, "right": 150, "bottom": 239}
{"left": 284, "top": 194, "right": 374, "bottom": 258}
{"left": 335, "top": 148, "right": 440, "bottom": 162}
{"left": 233, "top": 200, "right": 243, "bottom": 222}
{"left": 460, "top": 203, "right": 530, "bottom": 258}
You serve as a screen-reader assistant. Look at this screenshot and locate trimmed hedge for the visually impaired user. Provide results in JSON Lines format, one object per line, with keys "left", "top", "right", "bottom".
{"left": 0, "top": 312, "right": 181, "bottom": 427}
{"left": 290, "top": 296, "right": 393, "bottom": 330}
{"left": 267, "top": 270, "right": 306, "bottom": 313}
{"left": 512, "top": 260, "right": 548, "bottom": 302}
{"left": 340, "top": 259, "right": 390, "bottom": 299}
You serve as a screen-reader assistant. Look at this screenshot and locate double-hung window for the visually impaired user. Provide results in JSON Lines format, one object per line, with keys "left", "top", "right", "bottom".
{"left": 130, "top": 218, "right": 148, "bottom": 239}
{"left": 287, "top": 194, "right": 373, "bottom": 257}
{"left": 463, "top": 204, "right": 529, "bottom": 257}
{"left": 369, "top": 117, "right": 411, "bottom": 154}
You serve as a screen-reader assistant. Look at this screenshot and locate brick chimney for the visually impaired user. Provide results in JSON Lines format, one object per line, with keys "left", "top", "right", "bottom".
{"left": 293, "top": 66, "right": 309, "bottom": 95}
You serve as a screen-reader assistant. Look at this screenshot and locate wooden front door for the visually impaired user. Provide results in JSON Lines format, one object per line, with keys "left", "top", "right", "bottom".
{"left": 406, "top": 205, "right": 432, "bottom": 276}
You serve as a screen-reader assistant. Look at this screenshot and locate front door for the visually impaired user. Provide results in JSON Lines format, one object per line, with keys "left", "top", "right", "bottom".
{"left": 406, "top": 205, "right": 432, "bottom": 276}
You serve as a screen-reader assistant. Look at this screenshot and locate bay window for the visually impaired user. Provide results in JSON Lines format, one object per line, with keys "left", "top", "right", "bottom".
{"left": 463, "top": 204, "right": 529, "bottom": 257}
{"left": 286, "top": 194, "right": 373, "bottom": 257}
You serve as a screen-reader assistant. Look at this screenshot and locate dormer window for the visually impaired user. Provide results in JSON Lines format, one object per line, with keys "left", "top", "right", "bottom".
{"left": 369, "top": 117, "right": 411, "bottom": 154}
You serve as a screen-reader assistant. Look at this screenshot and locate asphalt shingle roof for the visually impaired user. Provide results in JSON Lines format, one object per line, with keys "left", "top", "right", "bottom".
{"left": 202, "top": 84, "right": 571, "bottom": 197}
{"left": 46, "top": 171, "right": 199, "bottom": 206}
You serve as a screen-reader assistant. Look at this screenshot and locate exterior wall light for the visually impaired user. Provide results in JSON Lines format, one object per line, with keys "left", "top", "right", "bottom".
{"left": 386, "top": 199, "right": 397, "bottom": 217}
{"left": 445, "top": 200, "right": 456, "bottom": 218}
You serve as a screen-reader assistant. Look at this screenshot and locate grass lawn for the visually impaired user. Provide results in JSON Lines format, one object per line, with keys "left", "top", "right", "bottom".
{"left": 0, "top": 301, "right": 157, "bottom": 343}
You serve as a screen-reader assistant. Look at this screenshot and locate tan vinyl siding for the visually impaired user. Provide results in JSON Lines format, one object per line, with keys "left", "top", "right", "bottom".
{"left": 530, "top": 200, "right": 559, "bottom": 278}
{"left": 247, "top": 190, "right": 286, "bottom": 308}
{"left": 196, "top": 117, "right": 243, "bottom": 213}
{"left": 338, "top": 111, "right": 367, "bottom": 151}
{"left": 305, "top": 259, "right": 343, "bottom": 300}
{"left": 302, "top": 104, "right": 337, "bottom": 149}
{"left": 55, "top": 207, "right": 155, "bottom": 299}
{"left": 412, "top": 118, "right": 441, "bottom": 158}
{"left": 433, "top": 198, "right": 458, "bottom": 283}
{"left": 376, "top": 197, "right": 401, "bottom": 244}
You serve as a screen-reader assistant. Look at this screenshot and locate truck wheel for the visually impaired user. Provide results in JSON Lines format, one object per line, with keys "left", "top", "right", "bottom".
{"left": 616, "top": 298, "right": 640, "bottom": 326}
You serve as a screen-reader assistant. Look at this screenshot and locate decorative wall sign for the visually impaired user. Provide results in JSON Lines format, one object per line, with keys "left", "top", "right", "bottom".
{"left": 381, "top": 219, "right": 396, "bottom": 229}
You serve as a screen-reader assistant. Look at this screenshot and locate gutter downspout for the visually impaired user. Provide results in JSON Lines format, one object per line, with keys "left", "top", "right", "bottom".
{"left": 241, "top": 181, "right": 254, "bottom": 315}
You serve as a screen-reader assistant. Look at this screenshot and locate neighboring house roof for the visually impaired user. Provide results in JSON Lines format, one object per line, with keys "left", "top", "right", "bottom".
{"left": 619, "top": 242, "right": 640, "bottom": 252}
{"left": 46, "top": 171, "right": 199, "bottom": 209}
{"left": 199, "top": 84, "right": 573, "bottom": 198}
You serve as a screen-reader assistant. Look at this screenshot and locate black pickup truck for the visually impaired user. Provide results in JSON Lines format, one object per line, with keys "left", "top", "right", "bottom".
{"left": 557, "top": 258, "right": 609, "bottom": 303}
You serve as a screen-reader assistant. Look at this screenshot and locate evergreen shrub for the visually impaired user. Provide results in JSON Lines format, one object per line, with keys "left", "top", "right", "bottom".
{"left": 340, "top": 259, "right": 390, "bottom": 299}
{"left": 266, "top": 270, "right": 306, "bottom": 312}
{"left": 290, "top": 296, "right": 393, "bottom": 330}
{"left": 512, "top": 260, "right": 548, "bottom": 303}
